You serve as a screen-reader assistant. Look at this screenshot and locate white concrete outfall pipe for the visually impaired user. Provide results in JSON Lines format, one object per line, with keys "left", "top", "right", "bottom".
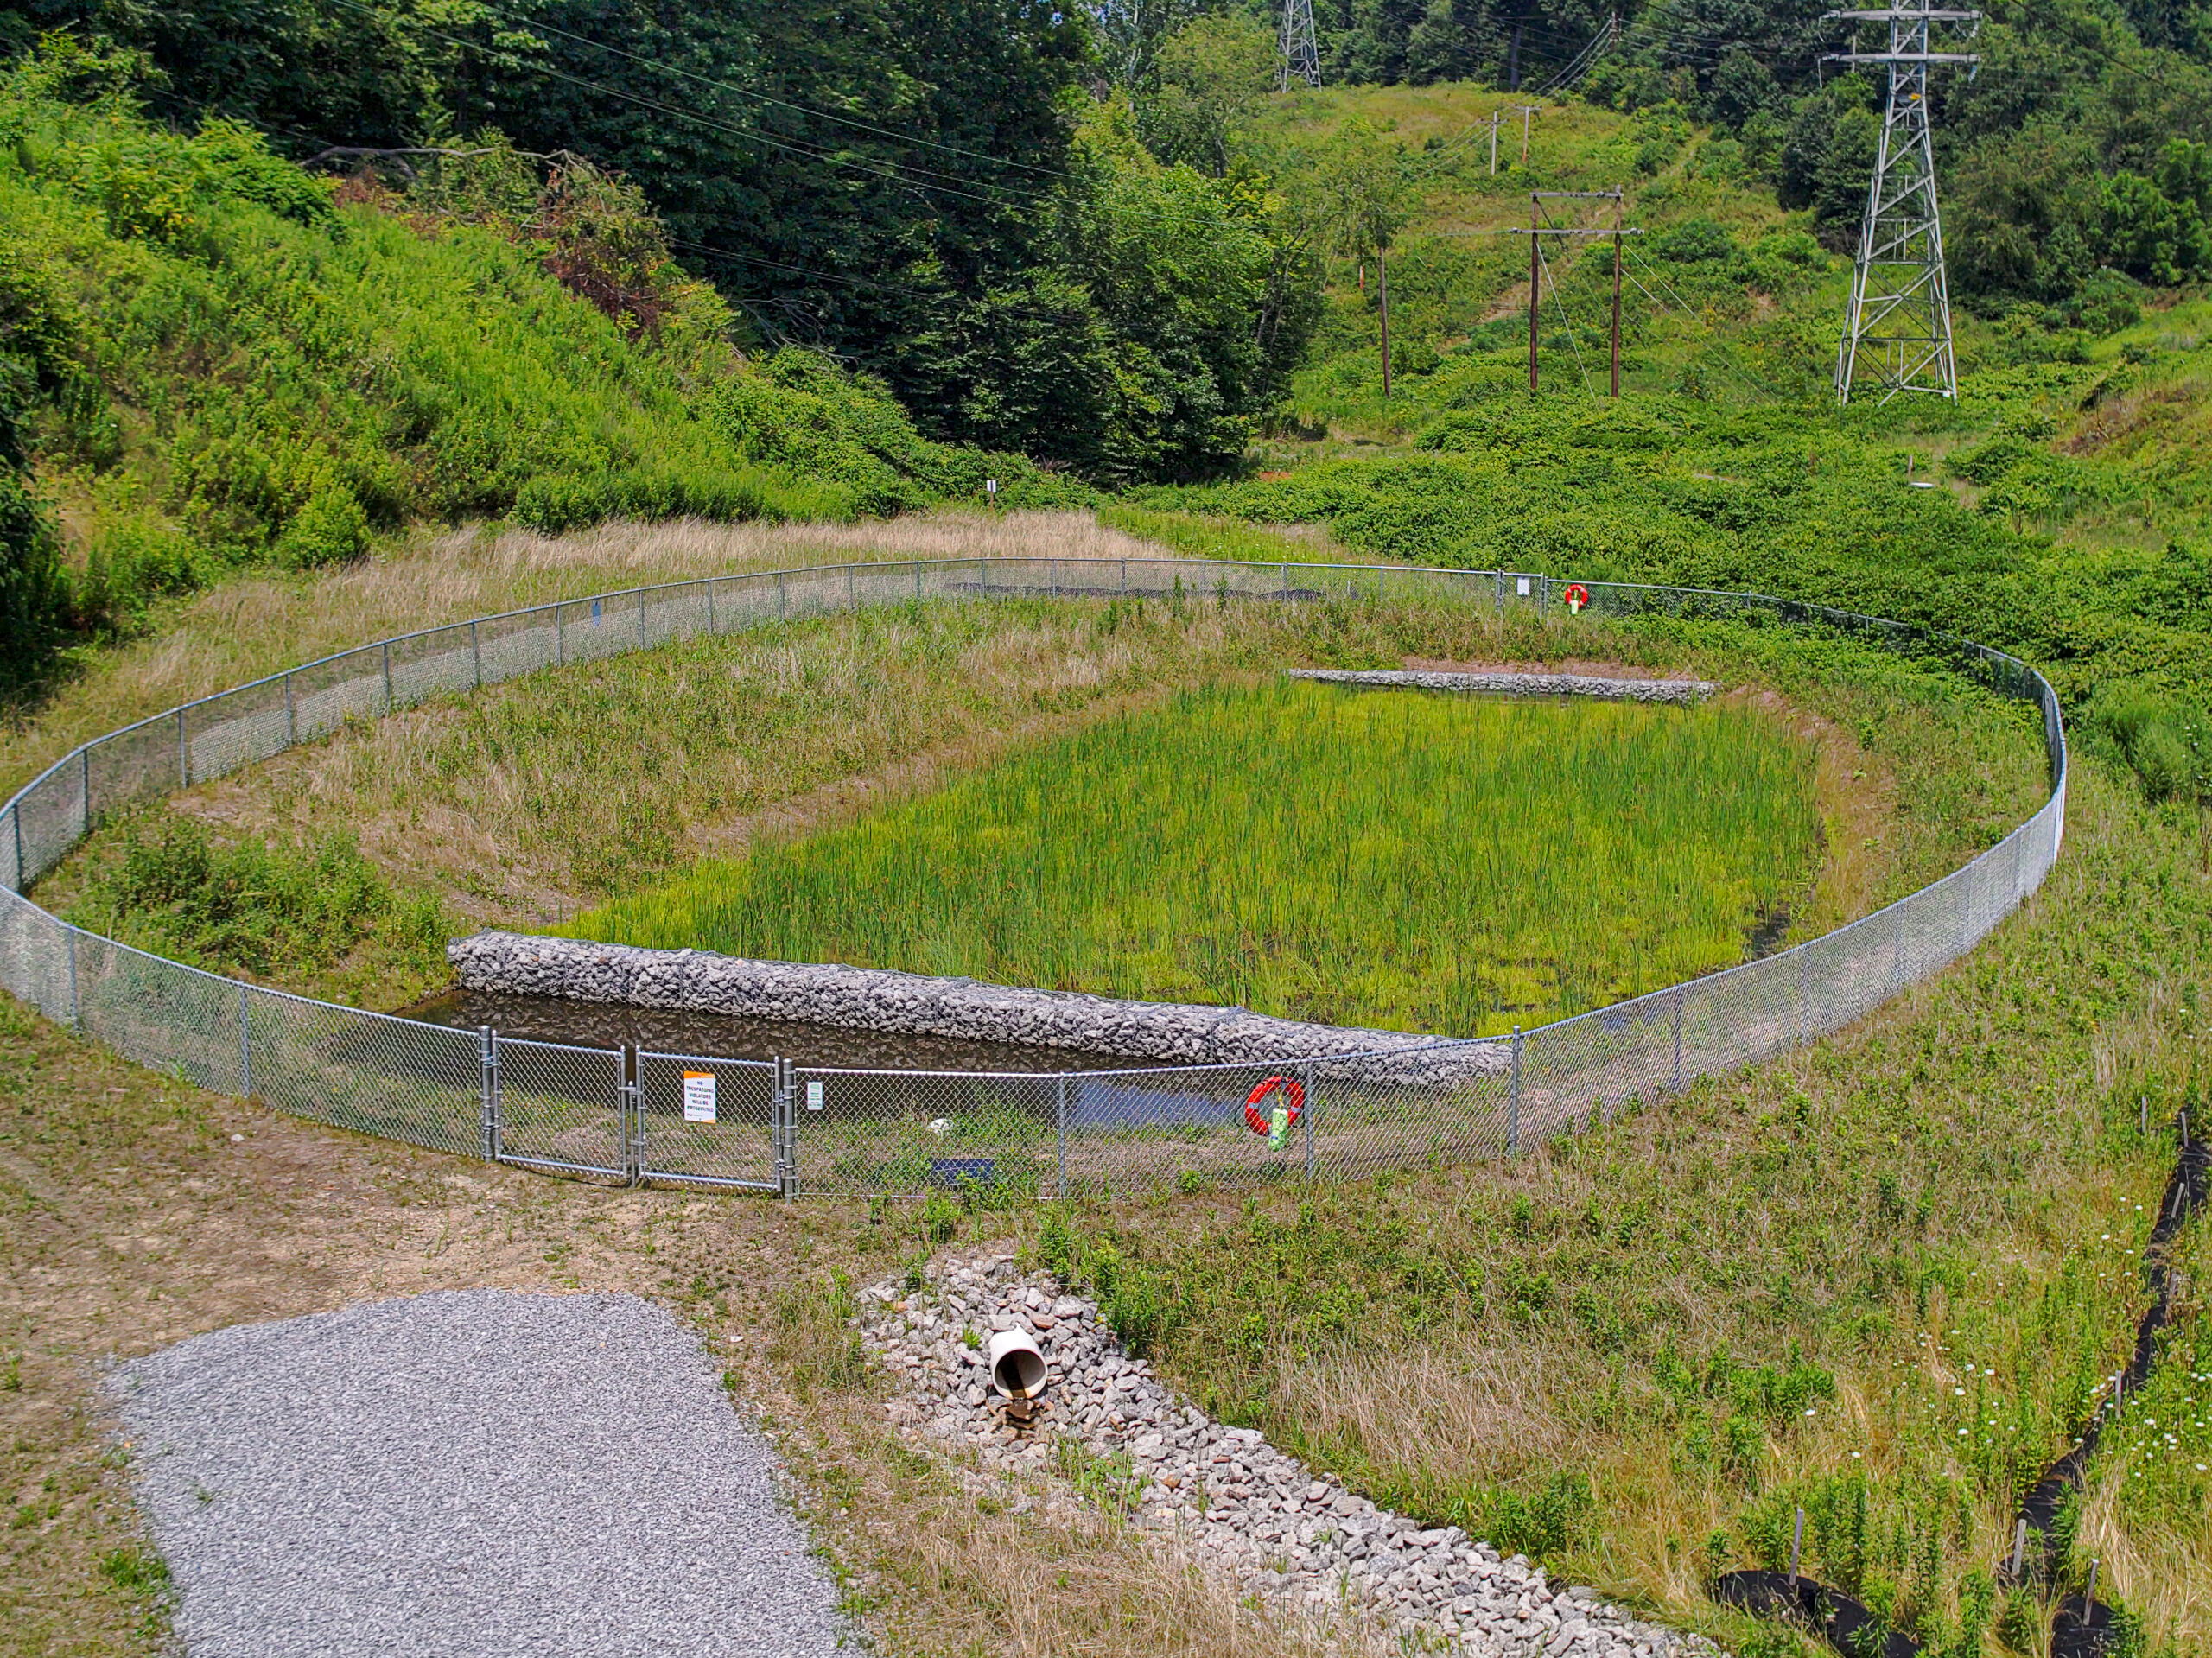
{"left": 988, "top": 1328, "right": 1048, "bottom": 1400}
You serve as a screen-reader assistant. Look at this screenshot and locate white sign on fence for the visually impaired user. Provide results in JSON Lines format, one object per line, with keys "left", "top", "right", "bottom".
{"left": 683, "top": 1070, "right": 716, "bottom": 1123}
{"left": 806, "top": 1080, "right": 824, "bottom": 1112}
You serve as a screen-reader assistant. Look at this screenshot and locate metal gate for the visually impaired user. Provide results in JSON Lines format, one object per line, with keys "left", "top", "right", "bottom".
{"left": 636, "top": 1051, "right": 783, "bottom": 1191}
{"left": 487, "top": 1035, "right": 626, "bottom": 1178}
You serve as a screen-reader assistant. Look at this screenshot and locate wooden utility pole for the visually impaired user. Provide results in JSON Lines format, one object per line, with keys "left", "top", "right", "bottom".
{"left": 1520, "top": 105, "right": 1538, "bottom": 168}
{"left": 1490, "top": 110, "right": 1501, "bottom": 175}
{"left": 1610, "top": 188, "right": 1624, "bottom": 397}
{"left": 1379, "top": 248, "right": 1393, "bottom": 400}
{"left": 1513, "top": 189, "right": 1640, "bottom": 397}
{"left": 1527, "top": 194, "right": 1541, "bottom": 393}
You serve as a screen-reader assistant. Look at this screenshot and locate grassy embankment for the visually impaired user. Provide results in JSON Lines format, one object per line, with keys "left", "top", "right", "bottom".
{"left": 3, "top": 727, "right": 2193, "bottom": 1658}
{"left": 1027, "top": 750, "right": 2208, "bottom": 1654}
{"left": 0, "top": 58, "right": 1087, "bottom": 677}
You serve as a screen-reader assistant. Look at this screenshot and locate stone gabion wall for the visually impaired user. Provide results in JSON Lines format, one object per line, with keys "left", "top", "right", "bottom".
{"left": 1286, "top": 670, "right": 1720, "bottom": 702}
{"left": 448, "top": 932, "right": 1507, "bottom": 1082}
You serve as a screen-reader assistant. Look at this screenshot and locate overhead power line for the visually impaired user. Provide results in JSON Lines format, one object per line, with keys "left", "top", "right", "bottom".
{"left": 329, "top": 0, "right": 1079, "bottom": 186}
{"left": 315, "top": 0, "right": 1039, "bottom": 207}
{"left": 662, "top": 236, "right": 1085, "bottom": 325}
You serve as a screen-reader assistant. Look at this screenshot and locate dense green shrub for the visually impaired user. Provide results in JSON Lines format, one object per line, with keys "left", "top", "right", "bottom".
{"left": 2084, "top": 683, "right": 2210, "bottom": 804}
{"left": 699, "top": 349, "right": 1093, "bottom": 516}
{"left": 74, "top": 814, "right": 446, "bottom": 982}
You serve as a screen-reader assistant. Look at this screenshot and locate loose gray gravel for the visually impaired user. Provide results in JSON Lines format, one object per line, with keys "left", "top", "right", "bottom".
{"left": 107, "top": 1290, "right": 849, "bottom": 1658}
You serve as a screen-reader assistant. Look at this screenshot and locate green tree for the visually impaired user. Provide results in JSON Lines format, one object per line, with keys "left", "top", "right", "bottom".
{"left": 1308, "top": 115, "right": 1408, "bottom": 265}
{"left": 1142, "top": 11, "right": 1278, "bottom": 177}
{"left": 938, "top": 99, "right": 1317, "bottom": 483}
{"left": 1777, "top": 76, "right": 1878, "bottom": 245}
{"left": 2102, "top": 169, "right": 2212, "bottom": 285}
{"left": 25, "top": 0, "right": 1089, "bottom": 413}
{"left": 0, "top": 238, "right": 80, "bottom": 691}
{"left": 1946, "top": 120, "right": 2104, "bottom": 300}
{"left": 1402, "top": 0, "right": 1494, "bottom": 86}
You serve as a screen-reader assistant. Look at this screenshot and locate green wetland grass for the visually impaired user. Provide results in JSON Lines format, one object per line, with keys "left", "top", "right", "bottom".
{"left": 566, "top": 679, "right": 1823, "bottom": 1035}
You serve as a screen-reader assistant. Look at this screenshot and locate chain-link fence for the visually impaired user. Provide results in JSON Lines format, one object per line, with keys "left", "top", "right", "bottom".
{"left": 0, "top": 556, "right": 2068, "bottom": 1197}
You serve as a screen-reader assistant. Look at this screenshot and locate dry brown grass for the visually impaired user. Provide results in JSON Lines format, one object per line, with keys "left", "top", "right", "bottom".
{"left": 1270, "top": 1337, "right": 1589, "bottom": 1478}
{"left": 47, "top": 602, "right": 1292, "bottom": 972}
{"left": 791, "top": 1383, "right": 1369, "bottom": 1658}
{"left": 2070, "top": 1198, "right": 2212, "bottom": 1650}
{"left": 2078, "top": 1458, "right": 2212, "bottom": 1656}
{"left": 0, "top": 511, "right": 1178, "bottom": 797}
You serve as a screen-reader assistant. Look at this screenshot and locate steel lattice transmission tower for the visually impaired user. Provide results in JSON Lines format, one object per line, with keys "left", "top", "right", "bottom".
{"left": 1825, "top": 2, "right": 1980, "bottom": 403}
{"left": 1279, "top": 0, "right": 1321, "bottom": 88}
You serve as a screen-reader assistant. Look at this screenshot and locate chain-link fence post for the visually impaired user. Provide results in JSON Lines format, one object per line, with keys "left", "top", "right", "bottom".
{"left": 620, "top": 1045, "right": 642, "bottom": 1185}
{"left": 1508, "top": 1026, "right": 1523, "bottom": 1155}
{"left": 65, "top": 925, "right": 79, "bottom": 1031}
{"left": 1671, "top": 987, "right": 1685, "bottom": 1094}
{"left": 1055, "top": 1073, "right": 1069, "bottom": 1199}
{"left": 469, "top": 620, "right": 482, "bottom": 689}
{"left": 175, "top": 708, "right": 188, "bottom": 788}
{"left": 479, "top": 1026, "right": 499, "bottom": 1160}
{"left": 773, "top": 1056, "right": 797, "bottom": 1198}
{"left": 238, "top": 981, "right": 252, "bottom": 1097}
{"left": 381, "top": 641, "right": 395, "bottom": 714}
{"left": 1302, "top": 1060, "right": 1317, "bottom": 1179}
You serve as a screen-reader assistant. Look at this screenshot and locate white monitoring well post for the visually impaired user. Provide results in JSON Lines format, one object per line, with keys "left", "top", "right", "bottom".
{"left": 988, "top": 1328, "right": 1048, "bottom": 1403}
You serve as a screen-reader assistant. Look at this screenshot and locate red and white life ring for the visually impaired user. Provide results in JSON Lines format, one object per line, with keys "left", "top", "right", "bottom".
{"left": 1243, "top": 1075, "right": 1306, "bottom": 1136}
{"left": 1562, "top": 582, "right": 1591, "bottom": 614}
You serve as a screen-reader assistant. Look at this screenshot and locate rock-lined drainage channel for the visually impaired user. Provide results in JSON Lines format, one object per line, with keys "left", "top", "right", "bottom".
{"left": 856, "top": 1251, "right": 1718, "bottom": 1658}
{"left": 1716, "top": 1113, "right": 2208, "bottom": 1658}
{"left": 109, "top": 1291, "right": 848, "bottom": 1658}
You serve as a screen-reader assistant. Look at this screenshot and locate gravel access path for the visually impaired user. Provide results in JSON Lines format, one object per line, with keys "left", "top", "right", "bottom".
{"left": 108, "top": 1290, "right": 849, "bottom": 1658}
